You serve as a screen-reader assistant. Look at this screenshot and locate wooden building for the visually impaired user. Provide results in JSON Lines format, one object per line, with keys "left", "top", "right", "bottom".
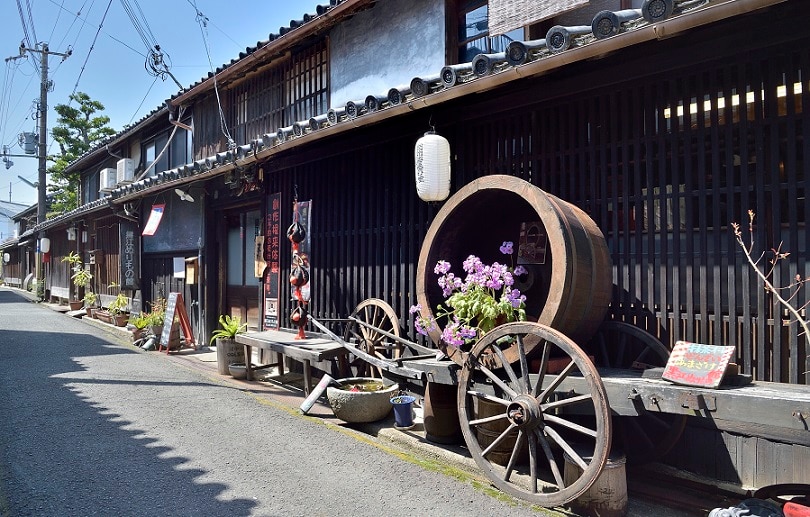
{"left": 17, "top": 0, "right": 809, "bottom": 491}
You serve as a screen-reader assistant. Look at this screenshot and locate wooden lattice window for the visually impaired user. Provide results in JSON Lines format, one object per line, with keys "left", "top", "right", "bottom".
{"left": 229, "top": 40, "right": 328, "bottom": 144}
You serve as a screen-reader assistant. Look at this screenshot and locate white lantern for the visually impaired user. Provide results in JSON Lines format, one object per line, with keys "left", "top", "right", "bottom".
{"left": 414, "top": 131, "right": 451, "bottom": 201}
{"left": 39, "top": 237, "right": 50, "bottom": 253}
{"left": 3, "top": 253, "right": 9, "bottom": 264}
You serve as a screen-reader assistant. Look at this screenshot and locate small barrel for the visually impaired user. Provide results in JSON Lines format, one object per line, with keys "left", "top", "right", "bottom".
{"left": 422, "top": 382, "right": 462, "bottom": 444}
{"left": 416, "top": 175, "right": 612, "bottom": 361}
{"left": 564, "top": 448, "right": 628, "bottom": 517}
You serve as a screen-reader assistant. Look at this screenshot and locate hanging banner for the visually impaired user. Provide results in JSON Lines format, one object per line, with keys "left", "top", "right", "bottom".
{"left": 263, "top": 193, "right": 282, "bottom": 330}
{"left": 254, "top": 235, "right": 266, "bottom": 278}
{"left": 142, "top": 203, "right": 165, "bottom": 236}
{"left": 488, "top": 0, "right": 587, "bottom": 36}
{"left": 119, "top": 220, "right": 140, "bottom": 290}
{"left": 295, "top": 200, "right": 312, "bottom": 303}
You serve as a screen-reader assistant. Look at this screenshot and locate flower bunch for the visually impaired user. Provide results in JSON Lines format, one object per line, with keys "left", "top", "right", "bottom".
{"left": 411, "top": 241, "right": 527, "bottom": 348}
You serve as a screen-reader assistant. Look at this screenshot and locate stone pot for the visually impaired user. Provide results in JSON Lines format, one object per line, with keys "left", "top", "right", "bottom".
{"left": 228, "top": 362, "right": 248, "bottom": 379}
{"left": 326, "top": 377, "right": 399, "bottom": 423}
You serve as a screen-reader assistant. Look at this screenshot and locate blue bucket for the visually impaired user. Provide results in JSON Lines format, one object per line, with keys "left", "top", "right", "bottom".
{"left": 390, "top": 395, "right": 416, "bottom": 428}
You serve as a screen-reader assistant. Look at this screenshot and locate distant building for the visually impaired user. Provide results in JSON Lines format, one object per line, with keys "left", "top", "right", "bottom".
{"left": 0, "top": 200, "right": 27, "bottom": 242}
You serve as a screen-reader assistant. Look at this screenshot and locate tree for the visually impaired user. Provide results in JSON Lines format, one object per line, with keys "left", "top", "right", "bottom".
{"left": 48, "top": 92, "right": 117, "bottom": 214}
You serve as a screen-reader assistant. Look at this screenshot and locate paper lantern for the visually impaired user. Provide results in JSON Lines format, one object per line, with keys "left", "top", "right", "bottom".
{"left": 414, "top": 131, "right": 451, "bottom": 201}
{"left": 39, "top": 237, "right": 50, "bottom": 253}
{"left": 2, "top": 253, "right": 9, "bottom": 263}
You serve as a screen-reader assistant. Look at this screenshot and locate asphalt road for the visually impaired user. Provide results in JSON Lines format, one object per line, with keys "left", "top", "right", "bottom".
{"left": 0, "top": 288, "right": 552, "bottom": 517}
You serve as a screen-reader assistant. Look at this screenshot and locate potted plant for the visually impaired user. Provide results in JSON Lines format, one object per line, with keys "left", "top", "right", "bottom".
{"left": 210, "top": 314, "right": 247, "bottom": 375}
{"left": 107, "top": 292, "right": 129, "bottom": 326}
{"left": 411, "top": 241, "right": 528, "bottom": 351}
{"left": 61, "top": 251, "right": 92, "bottom": 310}
{"left": 128, "top": 312, "right": 151, "bottom": 341}
{"left": 411, "top": 241, "right": 528, "bottom": 446}
{"left": 147, "top": 298, "right": 167, "bottom": 337}
{"left": 82, "top": 290, "right": 98, "bottom": 316}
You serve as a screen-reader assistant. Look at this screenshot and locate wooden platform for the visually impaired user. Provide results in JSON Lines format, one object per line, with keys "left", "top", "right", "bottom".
{"left": 236, "top": 329, "right": 349, "bottom": 394}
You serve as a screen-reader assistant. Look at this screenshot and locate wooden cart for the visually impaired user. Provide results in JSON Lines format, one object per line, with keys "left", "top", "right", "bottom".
{"left": 279, "top": 175, "right": 810, "bottom": 507}
{"left": 308, "top": 299, "right": 809, "bottom": 508}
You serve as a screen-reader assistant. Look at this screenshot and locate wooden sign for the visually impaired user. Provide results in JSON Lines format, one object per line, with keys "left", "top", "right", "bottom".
{"left": 159, "top": 292, "right": 196, "bottom": 353}
{"left": 662, "top": 341, "right": 736, "bottom": 388}
{"left": 263, "top": 192, "right": 281, "bottom": 330}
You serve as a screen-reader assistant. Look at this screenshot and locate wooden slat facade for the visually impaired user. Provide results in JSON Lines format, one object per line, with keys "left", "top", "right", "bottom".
{"left": 263, "top": 30, "right": 809, "bottom": 387}
{"left": 254, "top": 14, "right": 810, "bottom": 483}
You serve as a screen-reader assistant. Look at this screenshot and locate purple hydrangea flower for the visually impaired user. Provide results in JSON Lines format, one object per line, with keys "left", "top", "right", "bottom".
{"left": 500, "top": 241, "right": 514, "bottom": 255}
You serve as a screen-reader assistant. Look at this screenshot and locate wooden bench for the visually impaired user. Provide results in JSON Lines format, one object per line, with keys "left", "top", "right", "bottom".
{"left": 235, "top": 329, "right": 349, "bottom": 395}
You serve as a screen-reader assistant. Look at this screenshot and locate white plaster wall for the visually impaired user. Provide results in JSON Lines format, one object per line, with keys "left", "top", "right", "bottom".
{"left": 329, "top": 0, "right": 446, "bottom": 107}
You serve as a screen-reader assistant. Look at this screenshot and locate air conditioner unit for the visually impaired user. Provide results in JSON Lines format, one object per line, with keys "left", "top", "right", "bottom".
{"left": 99, "top": 168, "right": 117, "bottom": 192}
{"left": 117, "top": 158, "right": 135, "bottom": 184}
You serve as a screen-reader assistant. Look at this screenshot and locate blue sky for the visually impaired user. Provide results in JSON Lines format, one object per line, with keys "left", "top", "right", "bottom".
{"left": 1, "top": 0, "right": 322, "bottom": 206}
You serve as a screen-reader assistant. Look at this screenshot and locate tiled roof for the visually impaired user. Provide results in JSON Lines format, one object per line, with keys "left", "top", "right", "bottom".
{"left": 63, "top": 1, "right": 354, "bottom": 173}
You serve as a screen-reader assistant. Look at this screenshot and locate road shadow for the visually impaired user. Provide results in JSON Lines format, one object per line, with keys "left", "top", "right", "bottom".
{"left": 0, "top": 289, "right": 258, "bottom": 516}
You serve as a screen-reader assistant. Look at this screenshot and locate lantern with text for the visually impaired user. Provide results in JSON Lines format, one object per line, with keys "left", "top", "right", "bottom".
{"left": 414, "top": 131, "right": 451, "bottom": 202}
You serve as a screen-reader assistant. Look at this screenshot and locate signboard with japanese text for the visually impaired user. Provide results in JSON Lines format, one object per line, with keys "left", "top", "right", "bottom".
{"left": 119, "top": 220, "right": 140, "bottom": 290}
{"left": 662, "top": 341, "right": 736, "bottom": 388}
{"left": 263, "top": 193, "right": 281, "bottom": 330}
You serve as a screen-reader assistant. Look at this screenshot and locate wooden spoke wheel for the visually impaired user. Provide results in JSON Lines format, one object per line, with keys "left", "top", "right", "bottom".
{"left": 586, "top": 321, "right": 686, "bottom": 464}
{"left": 458, "top": 322, "right": 612, "bottom": 507}
{"left": 343, "top": 298, "right": 402, "bottom": 379}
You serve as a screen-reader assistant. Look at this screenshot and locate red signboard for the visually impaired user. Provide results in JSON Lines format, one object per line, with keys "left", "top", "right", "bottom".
{"left": 662, "top": 341, "right": 736, "bottom": 388}
{"left": 263, "top": 193, "right": 281, "bottom": 330}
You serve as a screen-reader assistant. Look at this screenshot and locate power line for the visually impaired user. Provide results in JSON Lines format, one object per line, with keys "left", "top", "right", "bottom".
{"left": 69, "top": 0, "right": 113, "bottom": 100}
{"left": 120, "top": 0, "right": 182, "bottom": 89}
{"left": 24, "top": 0, "right": 38, "bottom": 48}
{"left": 127, "top": 76, "right": 157, "bottom": 126}
{"left": 187, "top": 0, "right": 234, "bottom": 149}
{"left": 43, "top": 0, "right": 145, "bottom": 58}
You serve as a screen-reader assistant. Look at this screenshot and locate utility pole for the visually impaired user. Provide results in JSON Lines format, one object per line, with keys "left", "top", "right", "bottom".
{"left": 6, "top": 42, "right": 70, "bottom": 298}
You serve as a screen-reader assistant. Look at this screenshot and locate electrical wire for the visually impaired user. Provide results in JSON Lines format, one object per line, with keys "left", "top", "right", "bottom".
{"left": 15, "top": 0, "right": 33, "bottom": 50}
{"left": 187, "top": 0, "right": 235, "bottom": 149}
{"left": 119, "top": 0, "right": 180, "bottom": 87}
{"left": 127, "top": 76, "right": 158, "bottom": 126}
{"left": 24, "top": 0, "right": 38, "bottom": 48}
{"left": 44, "top": 0, "right": 143, "bottom": 58}
{"left": 47, "top": 0, "right": 66, "bottom": 44}
{"left": 68, "top": 0, "right": 113, "bottom": 100}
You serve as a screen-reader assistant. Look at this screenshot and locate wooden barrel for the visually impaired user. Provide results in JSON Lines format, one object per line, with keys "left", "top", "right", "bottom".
{"left": 422, "top": 381, "right": 462, "bottom": 444}
{"left": 416, "top": 175, "right": 612, "bottom": 364}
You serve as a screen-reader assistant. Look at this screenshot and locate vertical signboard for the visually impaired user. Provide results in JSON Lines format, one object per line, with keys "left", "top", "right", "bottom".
{"left": 263, "top": 193, "right": 281, "bottom": 330}
{"left": 119, "top": 220, "right": 140, "bottom": 290}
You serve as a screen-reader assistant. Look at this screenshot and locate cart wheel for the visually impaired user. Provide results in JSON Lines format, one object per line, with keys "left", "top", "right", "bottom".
{"left": 458, "top": 321, "right": 612, "bottom": 507}
{"left": 344, "top": 298, "right": 402, "bottom": 379}
{"left": 586, "top": 321, "right": 686, "bottom": 464}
